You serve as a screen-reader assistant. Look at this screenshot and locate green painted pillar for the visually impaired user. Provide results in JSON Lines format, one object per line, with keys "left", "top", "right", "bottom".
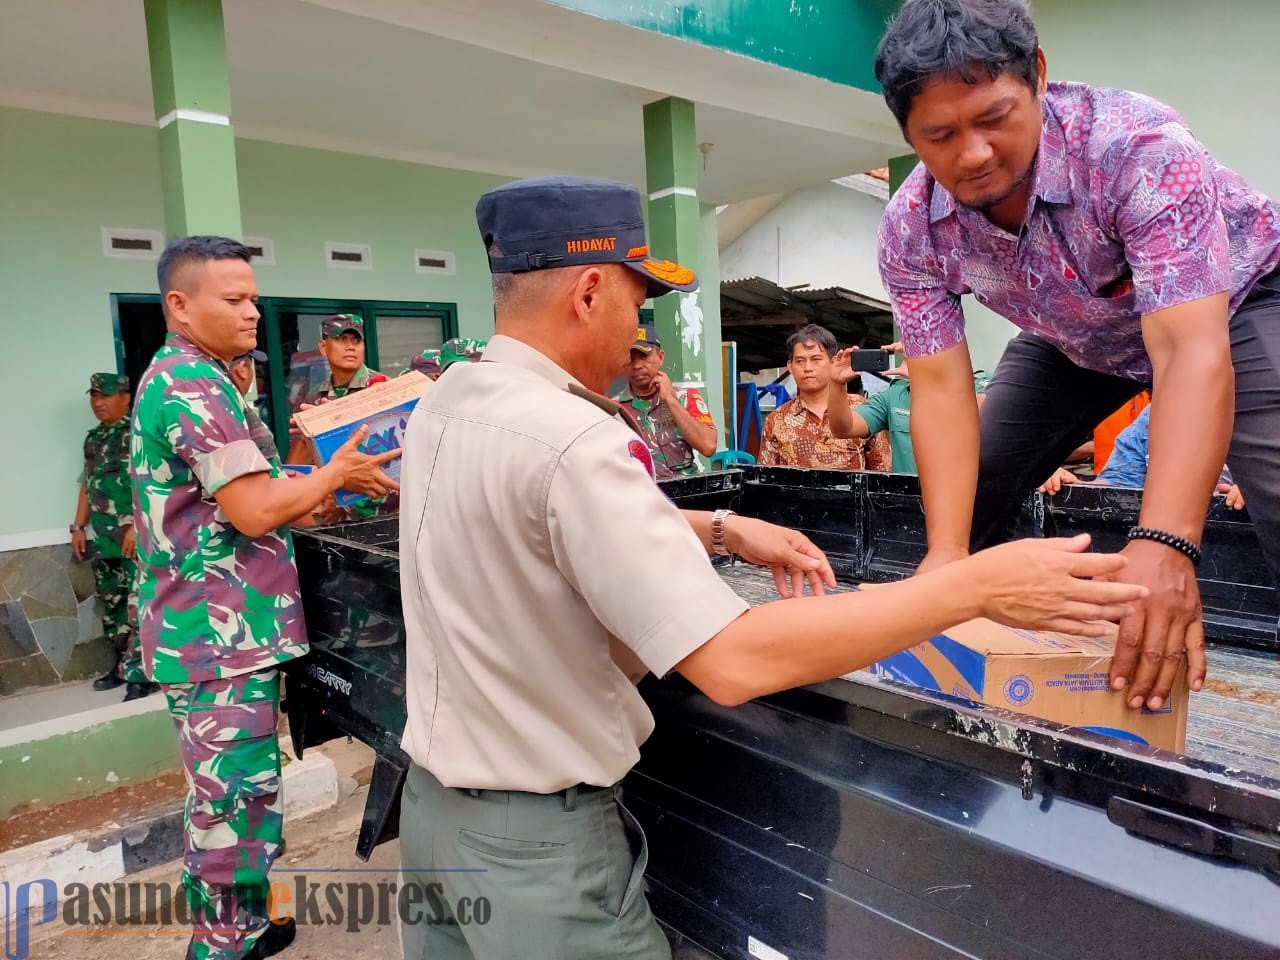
{"left": 643, "top": 97, "right": 706, "bottom": 388}
{"left": 887, "top": 153, "right": 919, "bottom": 196}
{"left": 144, "top": 0, "right": 242, "bottom": 238}
{"left": 886, "top": 153, "right": 919, "bottom": 347}
{"left": 698, "top": 201, "right": 726, "bottom": 443}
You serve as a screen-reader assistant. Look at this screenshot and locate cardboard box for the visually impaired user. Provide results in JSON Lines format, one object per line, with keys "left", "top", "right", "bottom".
{"left": 869, "top": 618, "right": 1188, "bottom": 752}
{"left": 293, "top": 372, "right": 433, "bottom": 505}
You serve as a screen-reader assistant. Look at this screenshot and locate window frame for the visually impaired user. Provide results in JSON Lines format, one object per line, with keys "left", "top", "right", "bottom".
{"left": 110, "top": 293, "right": 458, "bottom": 456}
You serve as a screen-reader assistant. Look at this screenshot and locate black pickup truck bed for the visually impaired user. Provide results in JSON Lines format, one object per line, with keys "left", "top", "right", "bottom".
{"left": 716, "top": 563, "right": 1280, "bottom": 782}
{"left": 285, "top": 469, "right": 1280, "bottom": 959}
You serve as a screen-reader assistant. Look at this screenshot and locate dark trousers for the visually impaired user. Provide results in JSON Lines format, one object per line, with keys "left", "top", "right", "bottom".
{"left": 399, "top": 764, "right": 670, "bottom": 960}
{"left": 972, "top": 268, "right": 1280, "bottom": 590}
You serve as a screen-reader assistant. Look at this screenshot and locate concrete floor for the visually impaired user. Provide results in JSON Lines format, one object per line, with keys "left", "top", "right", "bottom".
{"left": 24, "top": 735, "right": 715, "bottom": 960}
{"left": 28, "top": 738, "right": 400, "bottom": 960}
{"left": 0, "top": 678, "right": 130, "bottom": 733}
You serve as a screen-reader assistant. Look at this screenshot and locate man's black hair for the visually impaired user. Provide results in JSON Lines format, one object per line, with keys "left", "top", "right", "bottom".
{"left": 875, "top": 0, "right": 1040, "bottom": 132}
{"left": 786, "top": 324, "right": 838, "bottom": 359}
{"left": 157, "top": 235, "right": 252, "bottom": 295}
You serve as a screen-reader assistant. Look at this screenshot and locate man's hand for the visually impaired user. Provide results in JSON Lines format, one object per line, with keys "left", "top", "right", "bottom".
{"left": 831, "top": 348, "right": 859, "bottom": 385}
{"left": 651, "top": 371, "right": 677, "bottom": 403}
{"left": 288, "top": 402, "right": 322, "bottom": 441}
{"left": 724, "top": 515, "right": 837, "bottom": 598}
{"left": 1216, "top": 481, "right": 1246, "bottom": 510}
{"left": 963, "top": 534, "right": 1147, "bottom": 636}
{"left": 121, "top": 526, "right": 137, "bottom": 560}
{"left": 1039, "top": 467, "right": 1079, "bottom": 495}
{"left": 311, "top": 495, "right": 343, "bottom": 526}
{"left": 881, "top": 341, "right": 910, "bottom": 378}
{"left": 71, "top": 528, "right": 87, "bottom": 560}
{"left": 1108, "top": 539, "right": 1206, "bottom": 710}
{"left": 325, "top": 426, "right": 403, "bottom": 498}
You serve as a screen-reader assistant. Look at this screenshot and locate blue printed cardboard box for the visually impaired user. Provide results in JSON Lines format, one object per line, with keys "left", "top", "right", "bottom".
{"left": 293, "top": 371, "right": 432, "bottom": 506}
{"left": 870, "top": 618, "right": 1187, "bottom": 752}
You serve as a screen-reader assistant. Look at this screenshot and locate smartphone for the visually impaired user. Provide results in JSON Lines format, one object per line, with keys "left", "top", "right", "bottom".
{"left": 850, "top": 349, "right": 891, "bottom": 373}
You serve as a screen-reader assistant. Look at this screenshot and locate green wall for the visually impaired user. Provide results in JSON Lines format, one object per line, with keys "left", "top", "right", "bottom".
{"left": 236, "top": 139, "right": 505, "bottom": 313}
{"left": 1, "top": 109, "right": 166, "bottom": 543}
{"left": 550, "top": 0, "right": 898, "bottom": 92}
{"left": 1034, "top": 0, "right": 1280, "bottom": 198}
{"left": 0, "top": 106, "right": 505, "bottom": 541}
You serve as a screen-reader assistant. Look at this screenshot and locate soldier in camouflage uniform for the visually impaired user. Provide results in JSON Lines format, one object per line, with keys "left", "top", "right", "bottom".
{"left": 408, "top": 337, "right": 486, "bottom": 380}
{"left": 303, "top": 314, "right": 385, "bottom": 403}
{"left": 228, "top": 350, "right": 280, "bottom": 462}
{"left": 73, "top": 373, "right": 152, "bottom": 700}
{"left": 613, "top": 329, "right": 718, "bottom": 479}
{"left": 284, "top": 314, "right": 387, "bottom": 469}
{"left": 132, "top": 236, "right": 400, "bottom": 960}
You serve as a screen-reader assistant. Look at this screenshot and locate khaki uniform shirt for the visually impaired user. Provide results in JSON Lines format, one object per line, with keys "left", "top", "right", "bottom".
{"left": 398, "top": 335, "right": 749, "bottom": 792}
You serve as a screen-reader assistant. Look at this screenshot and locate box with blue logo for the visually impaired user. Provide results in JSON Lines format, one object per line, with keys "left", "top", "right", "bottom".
{"left": 869, "top": 618, "right": 1188, "bottom": 752}
{"left": 293, "top": 371, "right": 432, "bottom": 506}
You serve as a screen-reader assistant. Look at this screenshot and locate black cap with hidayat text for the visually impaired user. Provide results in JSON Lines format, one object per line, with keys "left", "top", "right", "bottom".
{"left": 476, "top": 176, "right": 698, "bottom": 299}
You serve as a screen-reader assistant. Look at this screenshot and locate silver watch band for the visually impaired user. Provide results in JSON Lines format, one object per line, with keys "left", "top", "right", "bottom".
{"left": 711, "top": 509, "right": 735, "bottom": 556}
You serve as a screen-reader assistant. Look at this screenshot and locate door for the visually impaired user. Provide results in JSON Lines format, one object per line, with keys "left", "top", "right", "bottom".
{"left": 112, "top": 295, "right": 459, "bottom": 457}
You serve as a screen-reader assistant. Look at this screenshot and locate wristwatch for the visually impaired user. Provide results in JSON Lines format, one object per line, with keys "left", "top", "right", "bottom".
{"left": 711, "top": 509, "right": 735, "bottom": 556}
{"left": 69, "top": 523, "right": 86, "bottom": 533}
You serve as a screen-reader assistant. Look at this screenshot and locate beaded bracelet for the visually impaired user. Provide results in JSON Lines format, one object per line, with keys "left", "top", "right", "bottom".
{"left": 1126, "top": 526, "right": 1202, "bottom": 566}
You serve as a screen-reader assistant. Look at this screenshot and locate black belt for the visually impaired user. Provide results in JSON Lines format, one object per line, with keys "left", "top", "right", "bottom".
{"left": 463, "top": 781, "right": 613, "bottom": 811}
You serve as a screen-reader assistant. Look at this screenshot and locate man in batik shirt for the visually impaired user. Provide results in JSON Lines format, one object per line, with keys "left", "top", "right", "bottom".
{"left": 132, "top": 236, "right": 400, "bottom": 960}
{"left": 613, "top": 329, "right": 717, "bottom": 479}
{"left": 760, "top": 324, "right": 891, "bottom": 470}
{"left": 874, "top": 0, "right": 1280, "bottom": 712}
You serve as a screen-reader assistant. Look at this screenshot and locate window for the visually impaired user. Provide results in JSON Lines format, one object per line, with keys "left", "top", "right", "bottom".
{"left": 111, "top": 295, "right": 459, "bottom": 457}
{"left": 368, "top": 313, "right": 446, "bottom": 378}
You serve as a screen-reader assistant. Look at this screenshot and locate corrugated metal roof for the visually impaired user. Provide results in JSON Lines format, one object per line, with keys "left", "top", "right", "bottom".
{"left": 719, "top": 276, "right": 893, "bottom": 370}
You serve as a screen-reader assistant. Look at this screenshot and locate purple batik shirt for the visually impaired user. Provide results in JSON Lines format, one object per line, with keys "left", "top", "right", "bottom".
{"left": 879, "top": 82, "right": 1280, "bottom": 381}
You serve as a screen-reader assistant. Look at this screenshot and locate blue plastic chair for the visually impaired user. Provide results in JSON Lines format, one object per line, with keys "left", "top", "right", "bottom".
{"left": 710, "top": 450, "right": 756, "bottom": 470}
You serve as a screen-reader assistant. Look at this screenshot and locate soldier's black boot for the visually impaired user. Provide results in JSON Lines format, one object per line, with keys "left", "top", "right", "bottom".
{"left": 123, "top": 681, "right": 158, "bottom": 702}
{"left": 184, "top": 919, "right": 296, "bottom": 960}
{"left": 243, "top": 918, "right": 296, "bottom": 959}
{"left": 93, "top": 658, "right": 124, "bottom": 691}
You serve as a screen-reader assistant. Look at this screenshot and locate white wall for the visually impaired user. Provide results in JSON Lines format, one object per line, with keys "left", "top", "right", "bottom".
{"left": 713, "top": 0, "right": 1280, "bottom": 378}
{"left": 719, "top": 180, "right": 1019, "bottom": 373}
{"left": 719, "top": 181, "right": 888, "bottom": 296}
{"left": 947, "top": 0, "right": 1280, "bottom": 379}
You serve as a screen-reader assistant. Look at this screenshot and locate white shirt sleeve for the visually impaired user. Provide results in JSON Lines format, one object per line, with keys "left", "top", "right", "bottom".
{"left": 546, "top": 419, "right": 749, "bottom": 678}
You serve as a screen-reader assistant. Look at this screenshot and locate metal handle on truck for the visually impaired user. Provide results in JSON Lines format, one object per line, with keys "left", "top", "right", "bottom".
{"left": 1108, "top": 796, "right": 1280, "bottom": 872}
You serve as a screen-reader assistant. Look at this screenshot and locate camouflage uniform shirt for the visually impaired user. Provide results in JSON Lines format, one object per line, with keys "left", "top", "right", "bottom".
{"left": 303, "top": 364, "right": 382, "bottom": 404}
{"left": 82, "top": 418, "right": 134, "bottom": 557}
{"left": 131, "top": 334, "right": 308, "bottom": 683}
{"left": 301, "top": 363, "right": 393, "bottom": 520}
{"left": 612, "top": 387, "right": 714, "bottom": 480}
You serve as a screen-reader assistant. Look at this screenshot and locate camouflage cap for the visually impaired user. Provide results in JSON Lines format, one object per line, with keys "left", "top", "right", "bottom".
{"left": 409, "top": 349, "right": 443, "bottom": 377}
{"left": 440, "top": 338, "right": 487, "bottom": 368}
{"left": 320, "top": 314, "right": 364, "bottom": 340}
{"left": 87, "top": 372, "right": 130, "bottom": 395}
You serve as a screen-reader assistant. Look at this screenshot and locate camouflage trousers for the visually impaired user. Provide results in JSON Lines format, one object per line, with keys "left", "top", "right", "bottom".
{"left": 90, "top": 555, "right": 145, "bottom": 682}
{"left": 163, "top": 669, "right": 284, "bottom": 960}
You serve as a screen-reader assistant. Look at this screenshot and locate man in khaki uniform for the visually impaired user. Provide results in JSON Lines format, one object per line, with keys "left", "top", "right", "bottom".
{"left": 397, "top": 175, "right": 1146, "bottom": 960}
